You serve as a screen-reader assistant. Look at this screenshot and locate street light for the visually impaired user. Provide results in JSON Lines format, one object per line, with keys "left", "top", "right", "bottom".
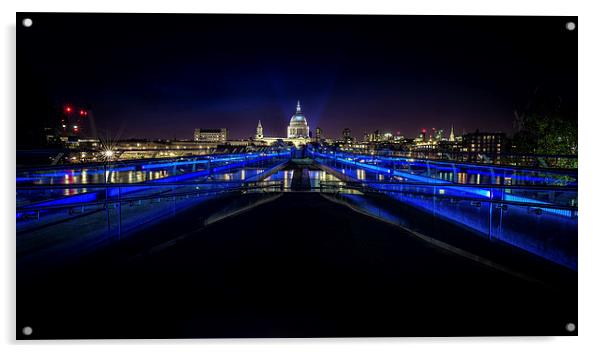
{"left": 102, "top": 149, "right": 114, "bottom": 159}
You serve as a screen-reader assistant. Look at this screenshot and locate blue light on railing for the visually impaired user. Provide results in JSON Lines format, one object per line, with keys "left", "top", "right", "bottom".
{"left": 310, "top": 147, "right": 577, "bottom": 269}
{"left": 22, "top": 192, "right": 99, "bottom": 209}
{"left": 310, "top": 147, "right": 577, "bottom": 186}
{"left": 16, "top": 151, "right": 289, "bottom": 219}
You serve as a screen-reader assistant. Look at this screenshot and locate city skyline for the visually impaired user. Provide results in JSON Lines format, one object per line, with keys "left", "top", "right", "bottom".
{"left": 45, "top": 99, "right": 503, "bottom": 142}
{"left": 18, "top": 14, "right": 576, "bottom": 144}
{"left": 201, "top": 99, "right": 465, "bottom": 141}
{"left": 205, "top": 100, "right": 462, "bottom": 142}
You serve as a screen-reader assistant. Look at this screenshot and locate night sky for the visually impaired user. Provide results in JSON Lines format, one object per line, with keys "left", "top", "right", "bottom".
{"left": 17, "top": 13, "right": 577, "bottom": 143}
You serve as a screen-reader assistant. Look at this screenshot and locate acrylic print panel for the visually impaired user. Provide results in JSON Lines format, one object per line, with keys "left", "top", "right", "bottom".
{"left": 16, "top": 13, "right": 577, "bottom": 339}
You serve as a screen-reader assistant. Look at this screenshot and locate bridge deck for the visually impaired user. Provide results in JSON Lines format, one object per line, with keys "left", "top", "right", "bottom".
{"left": 18, "top": 193, "right": 576, "bottom": 338}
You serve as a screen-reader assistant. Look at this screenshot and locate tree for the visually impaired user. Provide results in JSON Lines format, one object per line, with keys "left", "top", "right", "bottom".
{"left": 512, "top": 87, "right": 577, "bottom": 157}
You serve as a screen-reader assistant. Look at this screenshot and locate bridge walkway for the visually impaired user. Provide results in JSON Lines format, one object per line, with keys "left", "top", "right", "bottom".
{"left": 18, "top": 193, "right": 576, "bottom": 338}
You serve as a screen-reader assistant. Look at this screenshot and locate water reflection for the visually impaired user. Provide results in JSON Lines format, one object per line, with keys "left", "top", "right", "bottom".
{"left": 25, "top": 167, "right": 278, "bottom": 198}
{"left": 265, "top": 170, "right": 294, "bottom": 189}
{"left": 30, "top": 168, "right": 183, "bottom": 185}
{"left": 309, "top": 170, "right": 340, "bottom": 189}
{"left": 356, "top": 169, "right": 366, "bottom": 180}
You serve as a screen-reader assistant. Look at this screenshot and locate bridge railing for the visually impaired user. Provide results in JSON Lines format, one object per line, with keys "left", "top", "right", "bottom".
{"left": 16, "top": 148, "right": 292, "bottom": 212}
{"left": 16, "top": 149, "right": 293, "bottom": 185}
{"left": 17, "top": 180, "right": 284, "bottom": 220}
{"left": 320, "top": 180, "right": 577, "bottom": 209}
{"left": 17, "top": 180, "right": 286, "bottom": 269}
{"left": 330, "top": 147, "right": 578, "bottom": 169}
{"left": 309, "top": 148, "right": 577, "bottom": 187}
{"left": 319, "top": 180, "right": 577, "bottom": 270}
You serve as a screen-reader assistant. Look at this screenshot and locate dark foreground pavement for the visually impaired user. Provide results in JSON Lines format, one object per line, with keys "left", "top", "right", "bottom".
{"left": 18, "top": 193, "right": 576, "bottom": 338}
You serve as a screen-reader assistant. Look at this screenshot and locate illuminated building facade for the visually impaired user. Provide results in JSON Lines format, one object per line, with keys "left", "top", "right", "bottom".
{"left": 255, "top": 120, "right": 264, "bottom": 139}
{"left": 364, "top": 130, "right": 382, "bottom": 142}
{"left": 254, "top": 100, "right": 312, "bottom": 147}
{"left": 449, "top": 124, "right": 456, "bottom": 142}
{"left": 462, "top": 131, "right": 506, "bottom": 159}
{"left": 194, "top": 128, "right": 228, "bottom": 142}
{"left": 287, "top": 101, "right": 310, "bottom": 139}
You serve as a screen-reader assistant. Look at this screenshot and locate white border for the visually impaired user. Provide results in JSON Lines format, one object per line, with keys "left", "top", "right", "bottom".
{"left": 2, "top": 0, "right": 601, "bottom": 352}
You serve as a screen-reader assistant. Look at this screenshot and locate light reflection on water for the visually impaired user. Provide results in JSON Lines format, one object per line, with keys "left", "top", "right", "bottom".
{"left": 308, "top": 170, "right": 341, "bottom": 190}
{"left": 30, "top": 168, "right": 274, "bottom": 197}
{"left": 356, "top": 169, "right": 366, "bottom": 180}
{"left": 264, "top": 170, "right": 294, "bottom": 189}
{"left": 338, "top": 165, "right": 527, "bottom": 186}
{"left": 33, "top": 169, "right": 172, "bottom": 185}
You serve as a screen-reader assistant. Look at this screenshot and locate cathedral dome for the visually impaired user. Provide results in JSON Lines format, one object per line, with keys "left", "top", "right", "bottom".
{"left": 290, "top": 114, "right": 307, "bottom": 125}
{"left": 287, "top": 100, "right": 310, "bottom": 139}
{"left": 289, "top": 102, "right": 308, "bottom": 126}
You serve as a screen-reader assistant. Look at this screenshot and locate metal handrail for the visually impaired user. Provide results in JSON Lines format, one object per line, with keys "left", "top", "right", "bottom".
{"left": 319, "top": 183, "right": 578, "bottom": 211}
{"left": 17, "top": 182, "right": 285, "bottom": 213}
{"left": 318, "top": 180, "right": 577, "bottom": 191}
{"left": 16, "top": 180, "right": 283, "bottom": 190}
{"left": 310, "top": 147, "right": 578, "bottom": 174}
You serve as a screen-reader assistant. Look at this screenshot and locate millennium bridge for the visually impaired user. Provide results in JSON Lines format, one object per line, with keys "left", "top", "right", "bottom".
{"left": 16, "top": 146, "right": 578, "bottom": 338}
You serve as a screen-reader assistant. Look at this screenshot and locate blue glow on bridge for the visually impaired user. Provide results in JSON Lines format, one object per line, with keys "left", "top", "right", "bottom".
{"left": 17, "top": 147, "right": 576, "bottom": 270}
{"left": 309, "top": 147, "right": 577, "bottom": 270}
{"left": 17, "top": 150, "right": 292, "bottom": 217}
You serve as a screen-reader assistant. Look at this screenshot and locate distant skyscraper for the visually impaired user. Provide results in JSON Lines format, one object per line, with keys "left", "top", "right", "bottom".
{"left": 449, "top": 124, "right": 455, "bottom": 142}
{"left": 315, "top": 127, "right": 323, "bottom": 140}
{"left": 287, "top": 100, "right": 310, "bottom": 139}
{"left": 255, "top": 120, "right": 263, "bottom": 139}
{"left": 342, "top": 128, "right": 352, "bottom": 142}
{"left": 369, "top": 130, "right": 382, "bottom": 142}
